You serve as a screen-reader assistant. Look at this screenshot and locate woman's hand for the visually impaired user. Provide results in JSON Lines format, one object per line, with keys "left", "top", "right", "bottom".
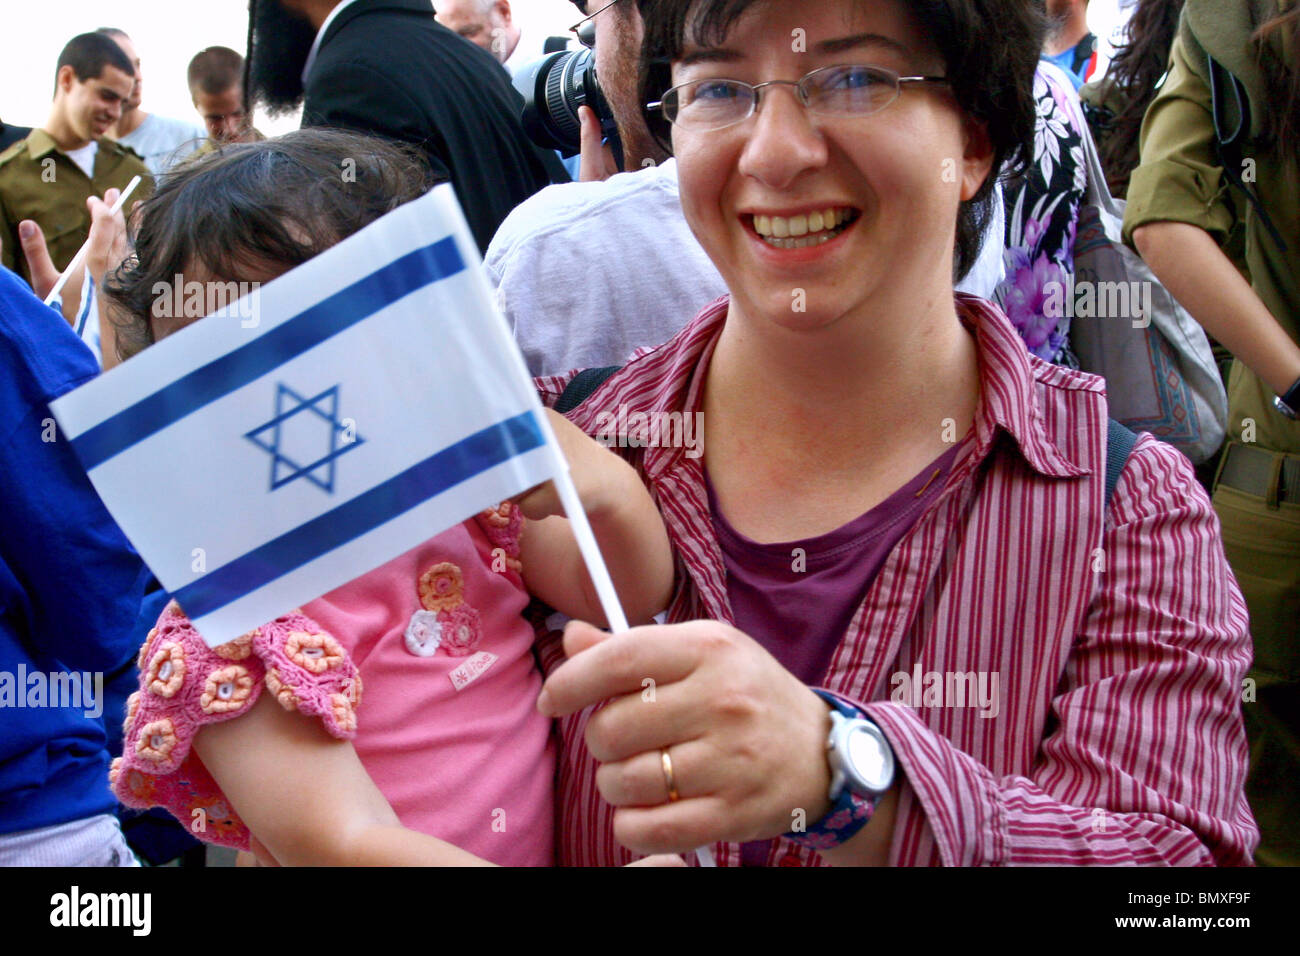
{"left": 538, "top": 619, "right": 835, "bottom": 854}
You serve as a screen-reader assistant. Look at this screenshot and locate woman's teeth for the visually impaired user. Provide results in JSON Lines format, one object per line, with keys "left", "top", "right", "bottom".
{"left": 753, "top": 208, "right": 857, "bottom": 249}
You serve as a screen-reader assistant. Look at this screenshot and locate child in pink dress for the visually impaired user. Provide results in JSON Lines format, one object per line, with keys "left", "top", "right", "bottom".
{"left": 102, "top": 130, "right": 674, "bottom": 865}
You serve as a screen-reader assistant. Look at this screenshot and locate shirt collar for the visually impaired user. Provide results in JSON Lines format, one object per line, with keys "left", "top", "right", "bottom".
{"left": 302, "top": 0, "right": 362, "bottom": 85}
{"left": 956, "top": 293, "right": 1091, "bottom": 480}
{"left": 577, "top": 293, "right": 1092, "bottom": 483}
{"left": 25, "top": 128, "right": 61, "bottom": 160}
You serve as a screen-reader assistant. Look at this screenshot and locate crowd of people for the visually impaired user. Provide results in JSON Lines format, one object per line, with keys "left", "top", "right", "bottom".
{"left": 0, "top": 0, "right": 1296, "bottom": 869}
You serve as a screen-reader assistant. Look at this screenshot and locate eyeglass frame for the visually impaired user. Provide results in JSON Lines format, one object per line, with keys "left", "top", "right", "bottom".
{"left": 569, "top": 0, "right": 627, "bottom": 49}
{"left": 646, "top": 65, "right": 951, "bottom": 131}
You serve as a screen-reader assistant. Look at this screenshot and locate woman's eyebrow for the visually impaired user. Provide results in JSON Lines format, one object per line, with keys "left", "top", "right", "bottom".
{"left": 678, "top": 33, "right": 909, "bottom": 68}
{"left": 678, "top": 47, "right": 745, "bottom": 68}
{"left": 816, "top": 33, "right": 911, "bottom": 57}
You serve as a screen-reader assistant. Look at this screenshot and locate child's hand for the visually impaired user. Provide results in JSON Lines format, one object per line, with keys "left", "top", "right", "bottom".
{"left": 514, "top": 409, "right": 630, "bottom": 522}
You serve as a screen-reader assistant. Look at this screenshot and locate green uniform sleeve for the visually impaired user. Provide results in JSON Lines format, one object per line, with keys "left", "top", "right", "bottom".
{"left": 1122, "top": 34, "right": 1238, "bottom": 248}
{"left": 0, "top": 188, "right": 16, "bottom": 276}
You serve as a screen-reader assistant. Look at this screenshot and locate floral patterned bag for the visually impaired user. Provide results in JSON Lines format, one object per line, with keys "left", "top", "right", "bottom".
{"left": 1068, "top": 100, "right": 1228, "bottom": 464}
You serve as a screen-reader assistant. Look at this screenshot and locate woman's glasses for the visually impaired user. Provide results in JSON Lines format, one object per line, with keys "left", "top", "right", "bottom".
{"left": 650, "top": 65, "right": 950, "bottom": 132}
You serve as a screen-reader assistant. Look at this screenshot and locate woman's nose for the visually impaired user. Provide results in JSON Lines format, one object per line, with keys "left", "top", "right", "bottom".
{"left": 737, "top": 85, "right": 829, "bottom": 191}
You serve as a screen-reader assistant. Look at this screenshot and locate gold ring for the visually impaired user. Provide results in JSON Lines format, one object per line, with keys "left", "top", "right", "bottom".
{"left": 660, "top": 747, "right": 680, "bottom": 802}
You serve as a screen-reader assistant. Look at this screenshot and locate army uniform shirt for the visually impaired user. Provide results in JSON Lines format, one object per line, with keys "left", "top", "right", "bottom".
{"left": 0, "top": 129, "right": 151, "bottom": 288}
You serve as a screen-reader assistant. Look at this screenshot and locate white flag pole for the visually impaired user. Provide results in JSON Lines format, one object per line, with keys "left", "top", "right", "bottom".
{"left": 533, "top": 425, "right": 715, "bottom": 868}
{"left": 439, "top": 185, "right": 713, "bottom": 864}
{"left": 43, "top": 176, "right": 141, "bottom": 307}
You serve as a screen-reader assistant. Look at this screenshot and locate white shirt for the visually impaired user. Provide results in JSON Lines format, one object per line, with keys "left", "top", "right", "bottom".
{"left": 487, "top": 159, "right": 1005, "bottom": 377}
{"left": 302, "top": 0, "right": 362, "bottom": 84}
{"left": 117, "top": 114, "right": 206, "bottom": 176}
{"left": 64, "top": 141, "right": 97, "bottom": 179}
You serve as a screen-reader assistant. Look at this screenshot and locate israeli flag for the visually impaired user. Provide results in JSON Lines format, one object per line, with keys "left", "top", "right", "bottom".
{"left": 50, "top": 186, "right": 576, "bottom": 647}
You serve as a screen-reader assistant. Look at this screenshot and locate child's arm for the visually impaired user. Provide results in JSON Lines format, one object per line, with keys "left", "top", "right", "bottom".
{"left": 193, "top": 693, "right": 493, "bottom": 866}
{"left": 516, "top": 410, "right": 674, "bottom": 626}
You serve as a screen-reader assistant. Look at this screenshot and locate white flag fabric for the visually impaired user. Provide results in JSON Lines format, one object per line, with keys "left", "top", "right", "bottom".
{"left": 51, "top": 185, "right": 561, "bottom": 647}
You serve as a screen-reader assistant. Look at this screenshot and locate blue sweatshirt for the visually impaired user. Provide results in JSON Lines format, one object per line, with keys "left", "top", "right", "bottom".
{"left": 0, "top": 266, "right": 148, "bottom": 835}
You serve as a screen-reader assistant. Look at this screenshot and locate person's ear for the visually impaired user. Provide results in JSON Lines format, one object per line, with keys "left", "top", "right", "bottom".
{"left": 960, "top": 114, "right": 995, "bottom": 203}
{"left": 55, "top": 65, "right": 76, "bottom": 97}
{"left": 497, "top": 0, "right": 512, "bottom": 26}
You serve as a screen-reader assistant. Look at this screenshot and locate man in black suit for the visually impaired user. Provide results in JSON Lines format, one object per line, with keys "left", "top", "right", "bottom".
{"left": 0, "top": 121, "right": 31, "bottom": 153}
{"left": 247, "top": 0, "right": 568, "bottom": 252}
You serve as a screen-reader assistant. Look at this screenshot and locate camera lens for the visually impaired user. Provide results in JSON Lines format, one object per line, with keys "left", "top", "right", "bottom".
{"left": 514, "top": 49, "right": 613, "bottom": 155}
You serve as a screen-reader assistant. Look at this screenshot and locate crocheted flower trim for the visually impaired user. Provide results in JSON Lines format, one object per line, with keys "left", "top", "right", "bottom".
{"left": 110, "top": 758, "right": 158, "bottom": 803}
{"left": 200, "top": 665, "right": 254, "bottom": 715}
{"left": 135, "top": 718, "right": 179, "bottom": 765}
{"left": 214, "top": 628, "right": 256, "bottom": 661}
{"left": 285, "top": 630, "right": 345, "bottom": 674}
{"left": 330, "top": 692, "right": 358, "bottom": 733}
{"left": 404, "top": 609, "right": 443, "bottom": 656}
{"left": 265, "top": 666, "right": 298, "bottom": 710}
{"left": 477, "top": 501, "right": 524, "bottom": 573}
{"left": 146, "top": 644, "right": 186, "bottom": 698}
{"left": 418, "top": 562, "right": 465, "bottom": 612}
{"left": 111, "top": 605, "right": 360, "bottom": 854}
{"left": 137, "top": 628, "right": 157, "bottom": 671}
{"left": 438, "top": 603, "right": 483, "bottom": 657}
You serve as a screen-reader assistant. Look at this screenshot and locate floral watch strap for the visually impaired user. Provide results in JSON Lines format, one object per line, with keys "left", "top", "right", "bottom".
{"left": 783, "top": 689, "right": 880, "bottom": 851}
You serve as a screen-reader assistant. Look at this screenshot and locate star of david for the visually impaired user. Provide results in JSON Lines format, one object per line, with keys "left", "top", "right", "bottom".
{"left": 245, "top": 383, "right": 365, "bottom": 493}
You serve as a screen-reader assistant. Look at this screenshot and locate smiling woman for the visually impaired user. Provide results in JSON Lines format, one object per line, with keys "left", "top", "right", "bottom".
{"left": 535, "top": 0, "right": 1259, "bottom": 867}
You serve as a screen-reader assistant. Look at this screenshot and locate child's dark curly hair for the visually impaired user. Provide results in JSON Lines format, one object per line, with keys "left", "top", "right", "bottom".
{"left": 104, "top": 128, "right": 435, "bottom": 362}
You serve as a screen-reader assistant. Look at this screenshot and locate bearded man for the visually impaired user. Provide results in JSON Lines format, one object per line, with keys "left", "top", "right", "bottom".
{"left": 247, "top": 0, "right": 568, "bottom": 252}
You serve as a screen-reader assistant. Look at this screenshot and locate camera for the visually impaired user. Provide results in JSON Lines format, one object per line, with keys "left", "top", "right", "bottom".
{"left": 513, "top": 48, "right": 623, "bottom": 166}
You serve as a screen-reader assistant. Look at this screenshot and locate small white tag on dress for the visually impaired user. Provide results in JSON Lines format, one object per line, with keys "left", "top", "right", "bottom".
{"left": 449, "top": 651, "right": 498, "bottom": 691}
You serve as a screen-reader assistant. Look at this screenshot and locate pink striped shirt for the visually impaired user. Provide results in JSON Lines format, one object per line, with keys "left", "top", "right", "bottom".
{"left": 535, "top": 293, "right": 1258, "bottom": 867}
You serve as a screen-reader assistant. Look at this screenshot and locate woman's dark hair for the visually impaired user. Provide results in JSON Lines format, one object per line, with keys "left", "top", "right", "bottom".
{"left": 104, "top": 128, "right": 434, "bottom": 362}
{"left": 636, "top": 0, "right": 1045, "bottom": 280}
{"left": 1255, "top": 2, "right": 1300, "bottom": 148}
{"left": 1096, "top": 0, "right": 1183, "bottom": 198}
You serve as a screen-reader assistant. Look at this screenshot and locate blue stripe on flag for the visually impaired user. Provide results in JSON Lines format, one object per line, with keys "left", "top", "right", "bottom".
{"left": 72, "top": 237, "right": 465, "bottom": 470}
{"left": 170, "top": 410, "right": 545, "bottom": 620}
{"left": 75, "top": 275, "right": 94, "bottom": 336}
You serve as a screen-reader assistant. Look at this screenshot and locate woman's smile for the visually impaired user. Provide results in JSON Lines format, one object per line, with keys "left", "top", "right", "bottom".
{"left": 743, "top": 205, "right": 862, "bottom": 250}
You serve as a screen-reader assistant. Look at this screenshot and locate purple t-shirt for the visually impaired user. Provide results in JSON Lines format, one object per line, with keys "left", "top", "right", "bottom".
{"left": 705, "top": 442, "right": 962, "bottom": 865}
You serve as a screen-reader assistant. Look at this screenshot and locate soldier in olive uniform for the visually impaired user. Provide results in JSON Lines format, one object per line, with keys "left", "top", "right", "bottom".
{"left": 1125, "top": 0, "right": 1300, "bottom": 866}
{"left": 0, "top": 32, "right": 151, "bottom": 289}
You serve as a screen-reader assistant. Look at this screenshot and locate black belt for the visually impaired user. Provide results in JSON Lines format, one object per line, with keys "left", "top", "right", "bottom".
{"left": 1216, "top": 442, "right": 1300, "bottom": 504}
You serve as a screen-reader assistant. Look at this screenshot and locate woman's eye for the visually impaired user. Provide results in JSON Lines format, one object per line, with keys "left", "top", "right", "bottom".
{"left": 693, "top": 80, "right": 740, "bottom": 101}
{"left": 827, "top": 68, "right": 879, "bottom": 90}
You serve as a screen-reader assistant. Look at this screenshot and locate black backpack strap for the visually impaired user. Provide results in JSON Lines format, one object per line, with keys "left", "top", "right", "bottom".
{"left": 1104, "top": 419, "right": 1138, "bottom": 511}
{"left": 1207, "top": 53, "right": 1289, "bottom": 253}
{"left": 554, "top": 365, "right": 621, "bottom": 414}
{"left": 1071, "top": 32, "right": 1097, "bottom": 81}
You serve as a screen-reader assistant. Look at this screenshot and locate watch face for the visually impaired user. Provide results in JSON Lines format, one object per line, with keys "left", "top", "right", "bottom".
{"left": 846, "top": 725, "right": 890, "bottom": 791}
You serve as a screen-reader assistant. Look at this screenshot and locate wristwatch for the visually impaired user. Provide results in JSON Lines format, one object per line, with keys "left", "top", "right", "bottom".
{"left": 1274, "top": 376, "right": 1300, "bottom": 420}
{"left": 785, "top": 689, "right": 895, "bottom": 850}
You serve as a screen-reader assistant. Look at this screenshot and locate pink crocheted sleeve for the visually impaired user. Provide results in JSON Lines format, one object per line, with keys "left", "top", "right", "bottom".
{"left": 109, "top": 601, "right": 363, "bottom": 851}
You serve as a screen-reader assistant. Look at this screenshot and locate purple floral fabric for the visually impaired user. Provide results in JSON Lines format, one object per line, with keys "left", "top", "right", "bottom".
{"left": 995, "top": 63, "right": 1087, "bottom": 364}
